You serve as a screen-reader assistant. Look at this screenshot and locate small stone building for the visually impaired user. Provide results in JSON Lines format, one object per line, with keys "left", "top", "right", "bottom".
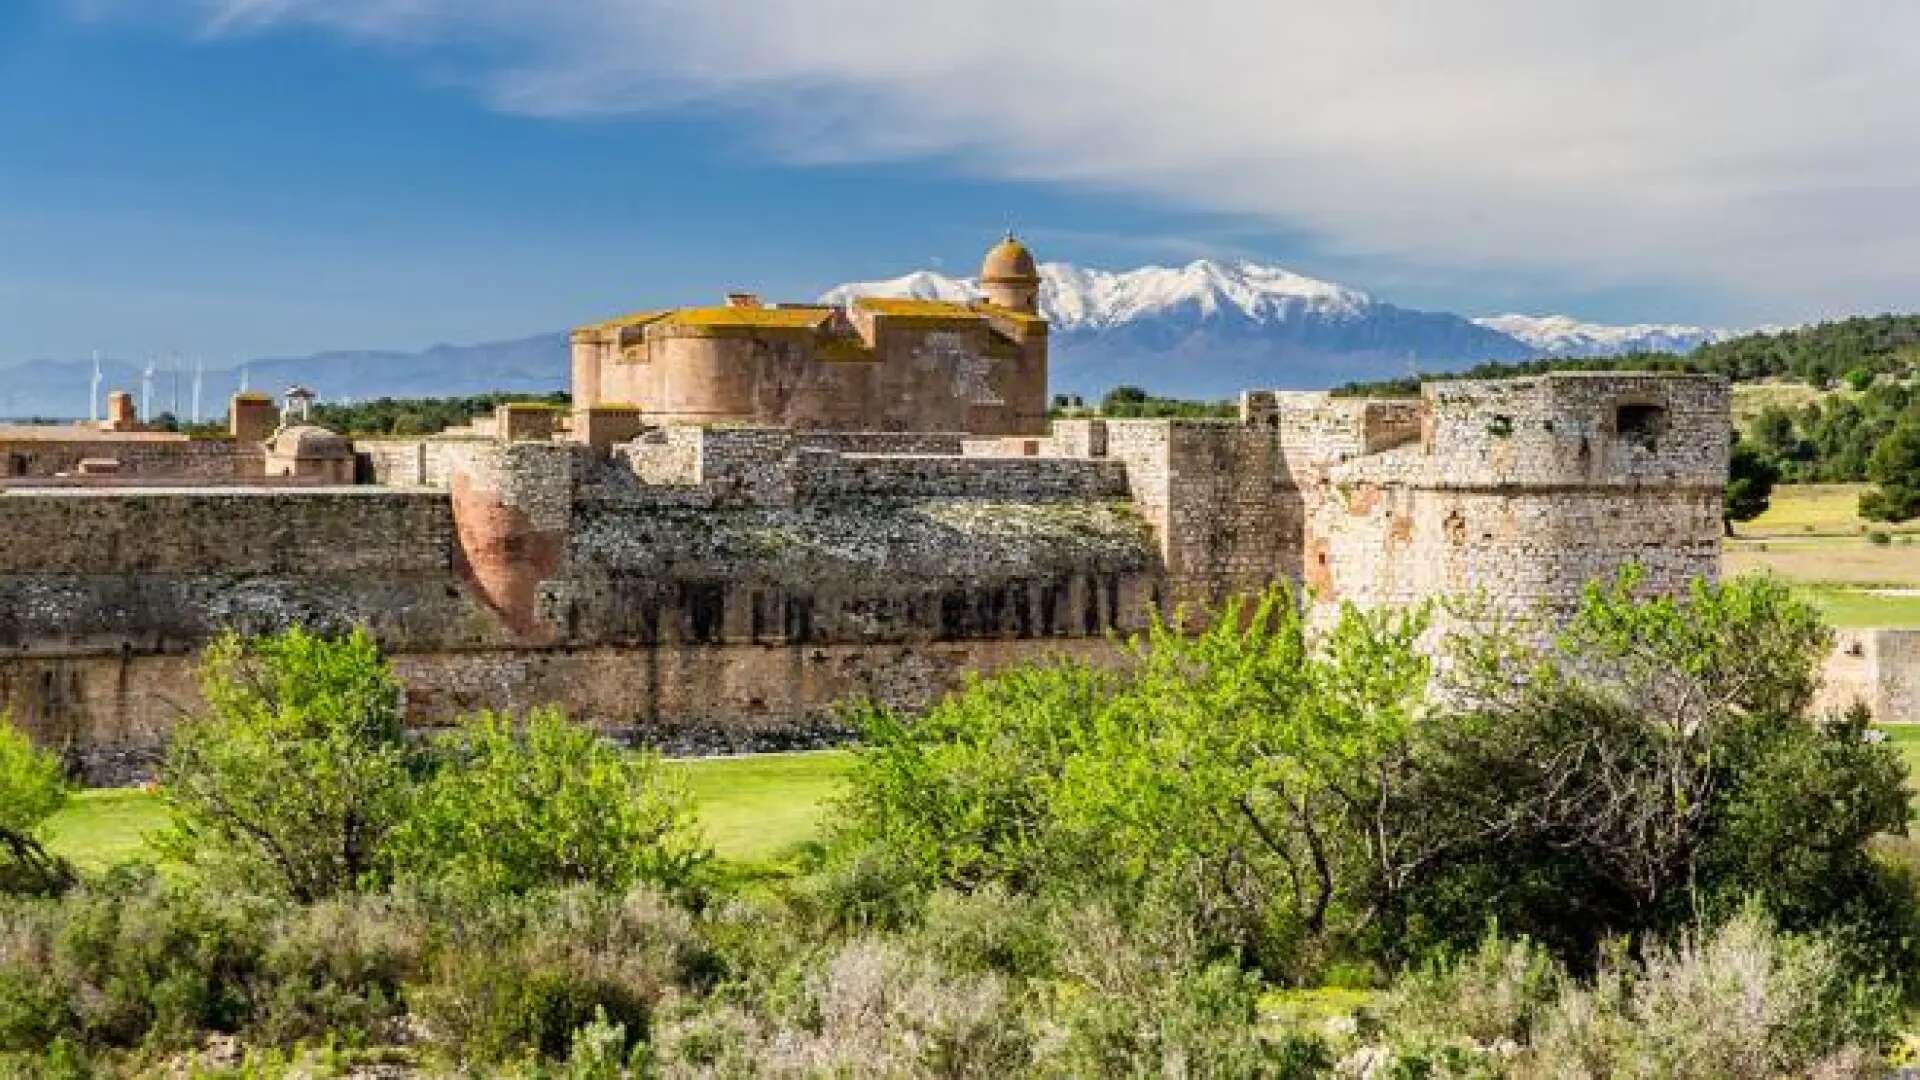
{"left": 264, "top": 424, "right": 354, "bottom": 483}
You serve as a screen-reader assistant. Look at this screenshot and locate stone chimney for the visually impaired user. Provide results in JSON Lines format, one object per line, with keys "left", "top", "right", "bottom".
{"left": 102, "top": 391, "right": 138, "bottom": 432}
{"left": 230, "top": 392, "right": 277, "bottom": 444}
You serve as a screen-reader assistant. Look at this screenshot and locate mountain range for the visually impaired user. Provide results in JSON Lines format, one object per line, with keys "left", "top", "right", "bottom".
{"left": 0, "top": 260, "right": 1731, "bottom": 418}
{"left": 821, "top": 261, "right": 1731, "bottom": 398}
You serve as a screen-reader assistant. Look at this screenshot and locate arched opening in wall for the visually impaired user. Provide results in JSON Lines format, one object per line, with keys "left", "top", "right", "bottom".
{"left": 1615, "top": 402, "right": 1667, "bottom": 451}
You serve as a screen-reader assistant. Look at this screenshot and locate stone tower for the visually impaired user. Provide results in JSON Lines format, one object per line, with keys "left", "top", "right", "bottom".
{"left": 980, "top": 233, "right": 1041, "bottom": 314}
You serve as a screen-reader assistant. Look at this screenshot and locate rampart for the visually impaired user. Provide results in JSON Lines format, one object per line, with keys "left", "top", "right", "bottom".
{"left": 0, "top": 371, "right": 1766, "bottom": 783}
{"left": 1820, "top": 629, "right": 1920, "bottom": 721}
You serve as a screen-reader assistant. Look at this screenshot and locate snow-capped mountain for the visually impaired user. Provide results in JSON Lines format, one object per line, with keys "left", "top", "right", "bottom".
{"left": 823, "top": 259, "right": 1731, "bottom": 396}
{"left": 821, "top": 259, "right": 1373, "bottom": 332}
{"left": 1472, "top": 314, "right": 1730, "bottom": 357}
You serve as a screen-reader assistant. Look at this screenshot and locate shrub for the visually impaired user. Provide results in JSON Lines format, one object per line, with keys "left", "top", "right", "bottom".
{"left": 1381, "top": 933, "right": 1561, "bottom": 1048}
{"left": 0, "top": 716, "right": 72, "bottom": 897}
{"left": 43, "top": 869, "right": 275, "bottom": 1051}
{"left": 249, "top": 894, "right": 426, "bottom": 1046}
{"left": 406, "top": 887, "right": 709, "bottom": 1064}
{"left": 160, "top": 628, "right": 413, "bottom": 902}
{"left": 1035, "top": 901, "right": 1314, "bottom": 1077}
{"left": 1532, "top": 910, "right": 1897, "bottom": 1077}
{"left": 1869, "top": 528, "right": 1892, "bottom": 545}
{"left": 837, "top": 588, "right": 1432, "bottom": 979}
{"left": 655, "top": 937, "right": 1031, "bottom": 1078}
{"left": 1370, "top": 911, "right": 1898, "bottom": 1077}
{"left": 389, "top": 708, "right": 707, "bottom": 898}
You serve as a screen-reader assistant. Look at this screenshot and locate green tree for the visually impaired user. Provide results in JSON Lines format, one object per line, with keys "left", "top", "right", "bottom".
{"left": 1750, "top": 405, "right": 1799, "bottom": 461}
{"left": 1860, "top": 418, "right": 1920, "bottom": 523}
{"left": 390, "top": 708, "right": 708, "bottom": 896}
{"left": 0, "top": 713, "right": 74, "bottom": 894}
{"left": 840, "top": 587, "right": 1433, "bottom": 976}
{"left": 1055, "top": 590, "right": 1433, "bottom": 972}
{"left": 1723, "top": 439, "right": 1780, "bottom": 535}
{"left": 1406, "top": 570, "right": 1909, "bottom": 963}
{"left": 159, "top": 628, "right": 413, "bottom": 901}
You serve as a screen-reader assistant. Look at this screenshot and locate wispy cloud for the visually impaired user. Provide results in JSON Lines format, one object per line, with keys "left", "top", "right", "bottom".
{"left": 103, "top": 0, "right": 1920, "bottom": 320}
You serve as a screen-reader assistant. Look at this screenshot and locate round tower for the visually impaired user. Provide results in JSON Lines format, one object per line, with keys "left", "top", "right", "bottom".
{"left": 980, "top": 233, "right": 1041, "bottom": 313}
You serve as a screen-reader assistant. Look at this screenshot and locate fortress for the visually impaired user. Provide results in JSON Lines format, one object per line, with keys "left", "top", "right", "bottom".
{"left": 10, "top": 235, "right": 1876, "bottom": 782}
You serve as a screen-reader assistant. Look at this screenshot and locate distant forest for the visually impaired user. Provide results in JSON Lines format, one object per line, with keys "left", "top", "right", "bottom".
{"left": 309, "top": 391, "right": 571, "bottom": 437}
{"left": 1335, "top": 313, "right": 1920, "bottom": 398}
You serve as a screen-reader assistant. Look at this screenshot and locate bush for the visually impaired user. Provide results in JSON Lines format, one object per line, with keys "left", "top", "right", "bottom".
{"left": 390, "top": 708, "right": 708, "bottom": 898}
{"left": 0, "top": 716, "right": 72, "bottom": 897}
{"left": 406, "top": 887, "right": 709, "bottom": 1064}
{"left": 1371, "top": 911, "right": 1898, "bottom": 1077}
{"left": 250, "top": 894, "right": 425, "bottom": 1046}
{"left": 12, "top": 869, "right": 277, "bottom": 1052}
{"left": 837, "top": 663, "right": 1116, "bottom": 893}
{"left": 1402, "top": 571, "right": 1905, "bottom": 960}
{"left": 160, "top": 628, "right": 413, "bottom": 901}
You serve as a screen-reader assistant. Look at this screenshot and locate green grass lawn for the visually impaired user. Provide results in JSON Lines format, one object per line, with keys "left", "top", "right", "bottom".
{"left": 44, "top": 749, "right": 853, "bottom": 873}
{"left": 1801, "top": 586, "right": 1920, "bottom": 630}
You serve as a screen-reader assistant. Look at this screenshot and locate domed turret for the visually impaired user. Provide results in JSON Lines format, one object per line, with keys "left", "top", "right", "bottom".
{"left": 980, "top": 233, "right": 1041, "bottom": 313}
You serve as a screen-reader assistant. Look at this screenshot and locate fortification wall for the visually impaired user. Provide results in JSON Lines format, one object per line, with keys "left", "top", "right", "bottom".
{"left": 1820, "top": 630, "right": 1920, "bottom": 721}
{"left": 0, "top": 372, "right": 1747, "bottom": 780}
{"left": 1303, "top": 375, "right": 1728, "bottom": 624}
{"left": 0, "top": 438, "right": 1162, "bottom": 783}
{"left": 1098, "top": 420, "right": 1299, "bottom": 615}
{"left": 0, "top": 437, "right": 263, "bottom": 480}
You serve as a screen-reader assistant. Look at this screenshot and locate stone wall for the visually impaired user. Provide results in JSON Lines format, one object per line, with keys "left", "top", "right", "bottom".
{"left": 0, "top": 436, "right": 263, "bottom": 480}
{"left": 0, "top": 435, "right": 1162, "bottom": 782}
{"left": 0, "top": 371, "right": 1752, "bottom": 782}
{"left": 1302, "top": 375, "right": 1728, "bottom": 626}
{"left": 1820, "top": 630, "right": 1920, "bottom": 722}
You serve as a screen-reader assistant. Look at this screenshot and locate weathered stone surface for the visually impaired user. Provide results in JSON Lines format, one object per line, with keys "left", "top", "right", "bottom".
{"left": 0, "top": 369, "right": 1778, "bottom": 782}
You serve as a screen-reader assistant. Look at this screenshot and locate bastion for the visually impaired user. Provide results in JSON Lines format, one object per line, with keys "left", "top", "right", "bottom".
{"left": 0, "top": 239, "right": 1765, "bottom": 781}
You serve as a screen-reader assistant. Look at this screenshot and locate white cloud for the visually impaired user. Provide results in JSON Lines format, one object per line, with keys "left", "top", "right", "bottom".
{"left": 121, "top": 0, "right": 1920, "bottom": 320}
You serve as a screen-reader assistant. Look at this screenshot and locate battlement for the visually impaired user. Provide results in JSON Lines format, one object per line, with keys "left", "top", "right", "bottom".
{"left": 0, "top": 368, "right": 1775, "bottom": 784}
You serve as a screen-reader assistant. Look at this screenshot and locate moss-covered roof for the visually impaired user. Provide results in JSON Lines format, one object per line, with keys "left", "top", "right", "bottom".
{"left": 577, "top": 309, "right": 672, "bottom": 335}
{"left": 853, "top": 297, "right": 983, "bottom": 320}
{"left": 662, "top": 307, "right": 834, "bottom": 330}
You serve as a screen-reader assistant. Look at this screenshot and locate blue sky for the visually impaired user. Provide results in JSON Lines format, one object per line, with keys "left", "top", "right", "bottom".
{"left": 4, "top": 0, "right": 1918, "bottom": 363}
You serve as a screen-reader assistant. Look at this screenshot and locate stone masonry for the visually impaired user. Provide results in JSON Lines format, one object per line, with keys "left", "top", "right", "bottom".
{"left": 0, "top": 236, "right": 1789, "bottom": 779}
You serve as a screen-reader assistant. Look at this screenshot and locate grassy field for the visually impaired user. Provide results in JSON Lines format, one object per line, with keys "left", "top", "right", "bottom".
{"left": 1725, "top": 484, "right": 1920, "bottom": 627}
{"left": 1730, "top": 380, "right": 1834, "bottom": 428}
{"left": 45, "top": 749, "right": 853, "bottom": 873}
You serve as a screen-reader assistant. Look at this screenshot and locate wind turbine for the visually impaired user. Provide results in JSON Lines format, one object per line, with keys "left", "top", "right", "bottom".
{"left": 89, "top": 351, "right": 102, "bottom": 424}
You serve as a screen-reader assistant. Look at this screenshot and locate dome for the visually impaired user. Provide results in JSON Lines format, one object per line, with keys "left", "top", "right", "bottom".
{"left": 981, "top": 234, "right": 1039, "bottom": 284}
{"left": 269, "top": 424, "right": 351, "bottom": 457}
